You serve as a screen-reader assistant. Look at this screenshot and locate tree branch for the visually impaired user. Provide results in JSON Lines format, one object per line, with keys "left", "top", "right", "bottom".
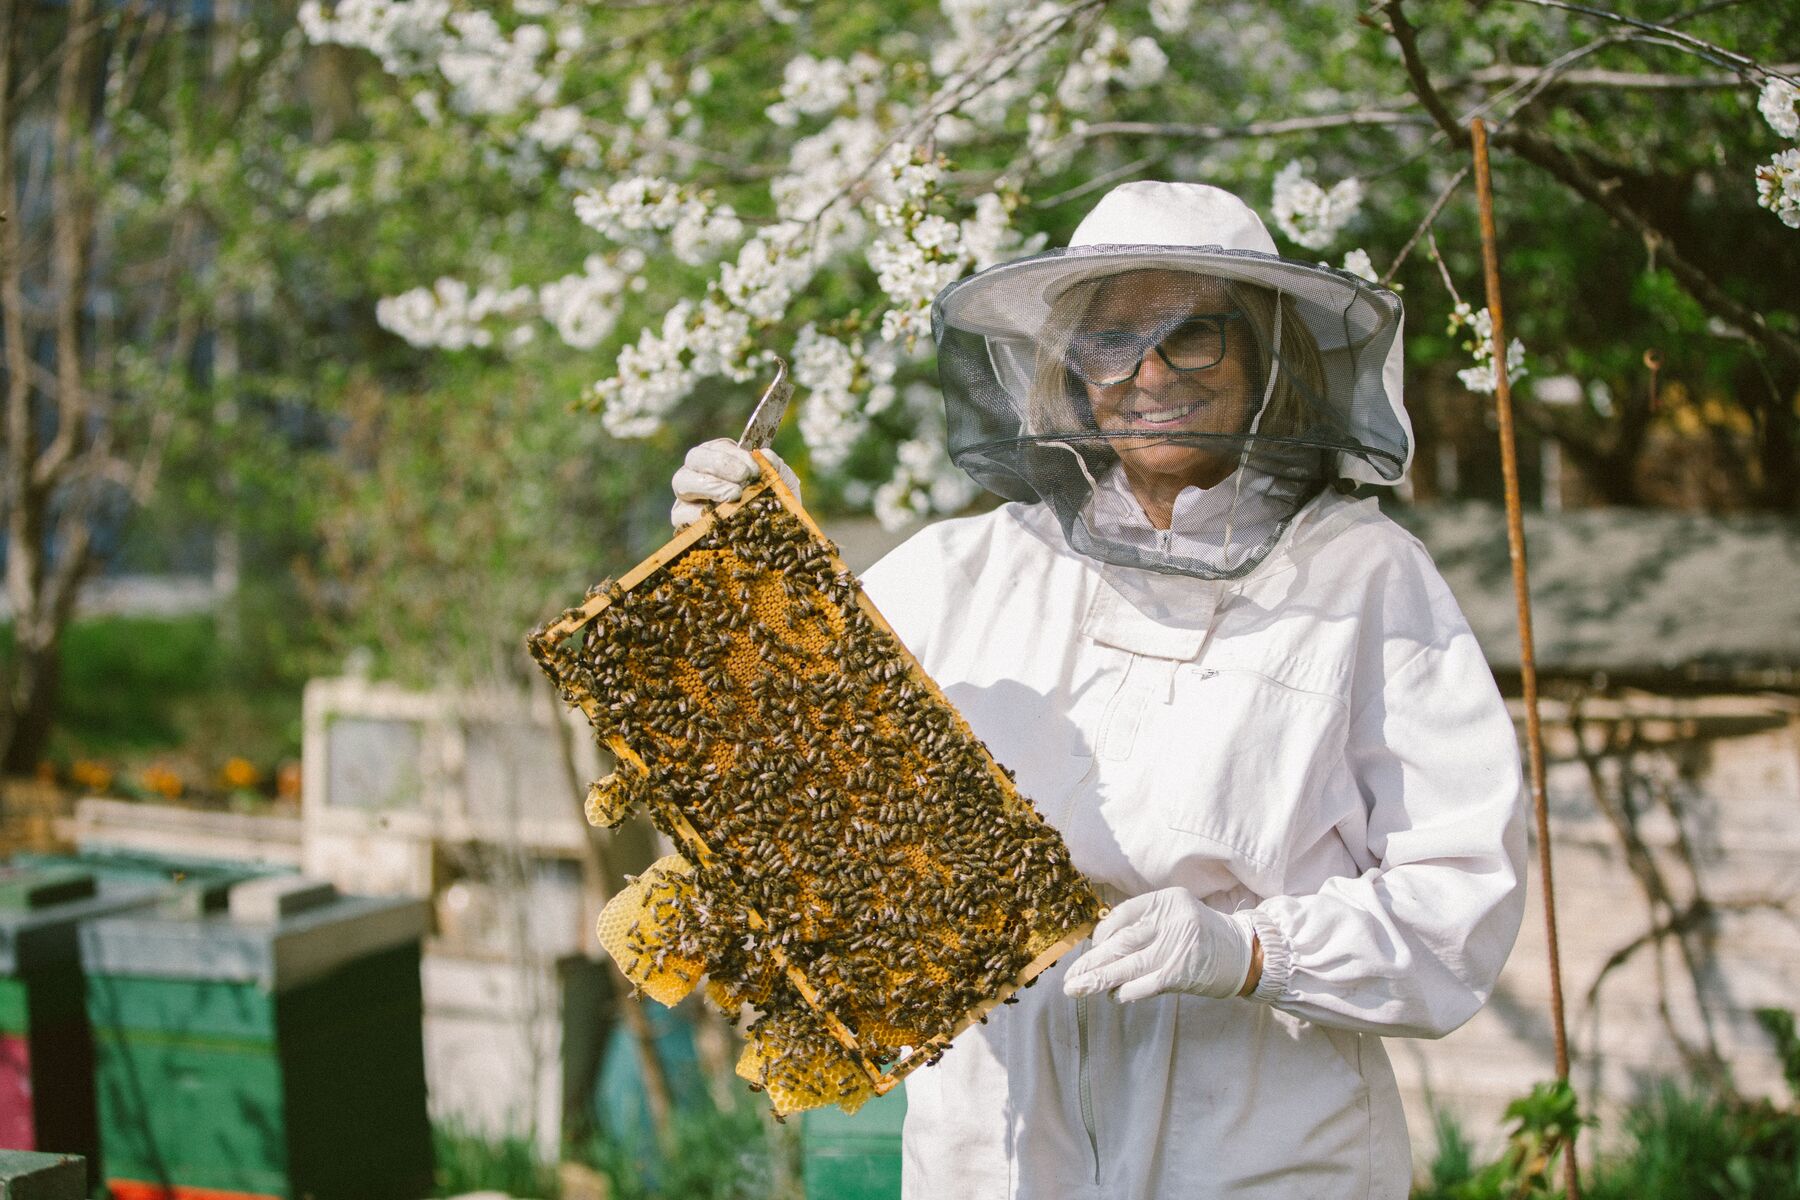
{"left": 1380, "top": 1, "right": 1467, "bottom": 148}
{"left": 1032, "top": 154, "right": 1158, "bottom": 210}
{"left": 35, "top": 0, "right": 100, "bottom": 492}
{"left": 1380, "top": 163, "right": 1467, "bottom": 285}
{"left": 792, "top": 0, "right": 1102, "bottom": 236}
{"left": 1463, "top": 61, "right": 1800, "bottom": 91}
{"left": 1382, "top": 0, "right": 1800, "bottom": 373}
{"left": 1073, "top": 109, "right": 1428, "bottom": 143}
{"left": 1492, "top": 125, "right": 1800, "bottom": 371}
{"left": 1506, "top": 0, "right": 1782, "bottom": 81}
{"left": 1, "top": 0, "right": 31, "bottom": 478}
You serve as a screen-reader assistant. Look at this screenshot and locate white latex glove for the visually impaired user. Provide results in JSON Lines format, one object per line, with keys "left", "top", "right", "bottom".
{"left": 1062, "top": 888, "right": 1256, "bottom": 1003}
{"left": 670, "top": 438, "right": 802, "bottom": 529}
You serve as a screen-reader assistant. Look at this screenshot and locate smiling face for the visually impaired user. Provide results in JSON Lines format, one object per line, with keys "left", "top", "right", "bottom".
{"left": 1073, "top": 270, "right": 1262, "bottom": 497}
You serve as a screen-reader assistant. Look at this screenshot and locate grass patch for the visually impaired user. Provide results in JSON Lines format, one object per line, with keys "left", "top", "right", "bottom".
{"left": 432, "top": 1121, "right": 559, "bottom": 1199}
{"left": 8, "top": 612, "right": 306, "bottom": 768}
{"left": 428, "top": 1103, "right": 778, "bottom": 1200}
{"left": 49, "top": 615, "right": 221, "bottom": 749}
{"left": 1418, "top": 1068, "right": 1800, "bottom": 1199}
{"left": 601, "top": 1102, "right": 775, "bottom": 1200}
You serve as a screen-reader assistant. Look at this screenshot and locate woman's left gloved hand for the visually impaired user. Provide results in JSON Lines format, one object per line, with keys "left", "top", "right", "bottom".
{"left": 1062, "top": 887, "right": 1256, "bottom": 1002}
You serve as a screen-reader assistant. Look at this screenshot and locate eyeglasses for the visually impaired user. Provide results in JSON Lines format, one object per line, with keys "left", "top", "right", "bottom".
{"left": 1064, "top": 311, "right": 1244, "bottom": 388}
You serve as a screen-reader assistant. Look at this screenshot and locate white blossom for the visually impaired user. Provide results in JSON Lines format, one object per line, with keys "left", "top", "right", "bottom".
{"left": 873, "top": 430, "right": 977, "bottom": 529}
{"left": 305, "top": 183, "right": 355, "bottom": 221}
{"left": 1271, "top": 161, "right": 1362, "bottom": 251}
{"left": 910, "top": 214, "right": 960, "bottom": 253}
{"left": 1340, "top": 248, "right": 1377, "bottom": 282}
{"left": 1758, "top": 78, "right": 1800, "bottom": 140}
{"left": 867, "top": 232, "right": 964, "bottom": 310}
{"left": 1056, "top": 26, "right": 1167, "bottom": 113}
{"left": 686, "top": 300, "right": 754, "bottom": 379}
{"left": 592, "top": 301, "right": 696, "bottom": 437}
{"left": 766, "top": 53, "right": 885, "bottom": 126}
{"left": 933, "top": 0, "right": 1056, "bottom": 128}
{"left": 1025, "top": 100, "right": 1076, "bottom": 173}
{"left": 671, "top": 208, "right": 746, "bottom": 266}
{"left": 1122, "top": 37, "right": 1169, "bottom": 88}
{"left": 771, "top": 115, "right": 890, "bottom": 220}
{"left": 961, "top": 192, "right": 1044, "bottom": 272}
{"left": 793, "top": 325, "right": 867, "bottom": 470}
{"left": 376, "top": 277, "right": 533, "bottom": 350}
{"left": 1448, "top": 302, "right": 1528, "bottom": 395}
{"left": 1149, "top": 0, "right": 1193, "bottom": 34}
{"left": 552, "top": 18, "right": 584, "bottom": 52}
{"left": 931, "top": 113, "right": 978, "bottom": 146}
{"left": 590, "top": 297, "right": 755, "bottom": 439}
{"left": 869, "top": 169, "right": 1044, "bottom": 351}
{"left": 537, "top": 254, "right": 624, "bottom": 349}
{"left": 624, "top": 61, "right": 673, "bottom": 120}
{"left": 524, "top": 105, "right": 584, "bottom": 150}
{"left": 721, "top": 229, "right": 818, "bottom": 322}
{"left": 298, "top": 0, "right": 450, "bottom": 76}
{"left": 437, "top": 12, "right": 548, "bottom": 116}
{"left": 1755, "top": 148, "right": 1800, "bottom": 229}
{"left": 574, "top": 177, "right": 743, "bottom": 264}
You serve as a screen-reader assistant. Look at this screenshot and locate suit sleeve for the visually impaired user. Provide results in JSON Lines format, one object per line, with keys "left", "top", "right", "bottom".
{"left": 1242, "top": 574, "right": 1530, "bottom": 1039}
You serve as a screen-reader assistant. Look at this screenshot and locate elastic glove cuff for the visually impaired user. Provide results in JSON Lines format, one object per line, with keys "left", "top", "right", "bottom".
{"left": 1238, "top": 907, "right": 1293, "bottom": 1004}
{"left": 1201, "top": 909, "right": 1255, "bottom": 999}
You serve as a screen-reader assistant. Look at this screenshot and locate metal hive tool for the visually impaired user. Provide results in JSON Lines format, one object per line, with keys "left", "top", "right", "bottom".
{"left": 528, "top": 456, "right": 1102, "bottom": 1117}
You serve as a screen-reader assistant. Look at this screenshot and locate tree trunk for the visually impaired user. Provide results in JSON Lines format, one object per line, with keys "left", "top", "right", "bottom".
{"left": 1748, "top": 362, "right": 1799, "bottom": 512}
{"left": 1, "top": 637, "right": 60, "bottom": 776}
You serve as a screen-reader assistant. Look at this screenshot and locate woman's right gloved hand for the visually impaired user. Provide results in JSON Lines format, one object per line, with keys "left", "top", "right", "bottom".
{"left": 671, "top": 438, "right": 802, "bottom": 529}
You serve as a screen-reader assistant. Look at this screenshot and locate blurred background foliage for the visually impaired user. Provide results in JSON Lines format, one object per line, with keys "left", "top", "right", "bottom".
{"left": 3, "top": 1, "right": 1795, "bottom": 769}
{"left": 3, "top": 2, "right": 1797, "bottom": 1190}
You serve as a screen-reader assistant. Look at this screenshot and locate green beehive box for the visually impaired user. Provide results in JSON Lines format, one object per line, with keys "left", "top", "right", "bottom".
{"left": 79, "top": 877, "right": 433, "bottom": 1200}
{"left": 0, "top": 867, "right": 169, "bottom": 1177}
{"left": 801, "top": 1084, "right": 906, "bottom": 1200}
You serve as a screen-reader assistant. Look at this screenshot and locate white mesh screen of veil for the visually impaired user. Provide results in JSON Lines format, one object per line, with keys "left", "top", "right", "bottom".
{"left": 934, "top": 247, "right": 1407, "bottom": 580}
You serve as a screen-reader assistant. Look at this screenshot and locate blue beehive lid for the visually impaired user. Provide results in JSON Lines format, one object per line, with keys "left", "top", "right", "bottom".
{"left": 77, "top": 876, "right": 429, "bottom": 992}
{"left": 0, "top": 867, "right": 168, "bottom": 976}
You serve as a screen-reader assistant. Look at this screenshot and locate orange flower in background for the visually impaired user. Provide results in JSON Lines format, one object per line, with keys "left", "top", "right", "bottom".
{"left": 220, "top": 757, "right": 261, "bottom": 791}
{"left": 139, "top": 764, "right": 183, "bottom": 800}
{"left": 70, "top": 760, "right": 114, "bottom": 792}
{"left": 276, "top": 760, "right": 303, "bottom": 800}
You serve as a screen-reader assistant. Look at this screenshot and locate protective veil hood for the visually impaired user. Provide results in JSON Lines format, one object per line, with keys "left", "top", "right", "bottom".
{"left": 931, "top": 181, "right": 1410, "bottom": 580}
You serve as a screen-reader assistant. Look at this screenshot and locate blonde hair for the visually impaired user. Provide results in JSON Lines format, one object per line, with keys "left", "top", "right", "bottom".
{"left": 1027, "top": 270, "right": 1336, "bottom": 447}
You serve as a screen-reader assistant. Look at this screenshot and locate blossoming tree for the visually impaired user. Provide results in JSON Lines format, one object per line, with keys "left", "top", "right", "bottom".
{"left": 291, "top": 0, "right": 1796, "bottom": 526}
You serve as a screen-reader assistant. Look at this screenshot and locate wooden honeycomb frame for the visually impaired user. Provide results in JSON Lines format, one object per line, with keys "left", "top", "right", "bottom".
{"left": 529, "top": 454, "right": 1100, "bottom": 1114}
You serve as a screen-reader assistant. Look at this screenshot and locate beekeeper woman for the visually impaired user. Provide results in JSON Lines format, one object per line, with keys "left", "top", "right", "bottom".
{"left": 671, "top": 182, "right": 1527, "bottom": 1199}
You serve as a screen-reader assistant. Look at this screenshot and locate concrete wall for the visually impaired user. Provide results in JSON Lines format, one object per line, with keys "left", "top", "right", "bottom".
{"left": 296, "top": 672, "right": 1800, "bottom": 1169}
{"left": 1392, "top": 693, "right": 1800, "bottom": 1165}
{"left": 300, "top": 678, "right": 653, "bottom": 1157}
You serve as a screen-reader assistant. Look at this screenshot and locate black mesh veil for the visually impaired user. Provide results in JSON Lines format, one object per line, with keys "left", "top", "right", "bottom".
{"left": 932, "top": 244, "right": 1408, "bottom": 580}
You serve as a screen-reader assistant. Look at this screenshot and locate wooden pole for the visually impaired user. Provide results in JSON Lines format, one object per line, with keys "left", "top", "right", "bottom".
{"left": 1470, "top": 116, "right": 1581, "bottom": 1199}
{"left": 545, "top": 682, "right": 676, "bottom": 1148}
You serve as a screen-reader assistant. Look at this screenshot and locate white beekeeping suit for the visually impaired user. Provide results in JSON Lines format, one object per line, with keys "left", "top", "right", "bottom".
{"left": 672, "top": 181, "right": 1526, "bottom": 1199}
{"left": 860, "top": 488, "right": 1524, "bottom": 1199}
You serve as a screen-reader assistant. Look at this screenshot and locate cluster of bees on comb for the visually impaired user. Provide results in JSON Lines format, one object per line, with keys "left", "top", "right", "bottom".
{"left": 529, "top": 463, "right": 1101, "bottom": 1116}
